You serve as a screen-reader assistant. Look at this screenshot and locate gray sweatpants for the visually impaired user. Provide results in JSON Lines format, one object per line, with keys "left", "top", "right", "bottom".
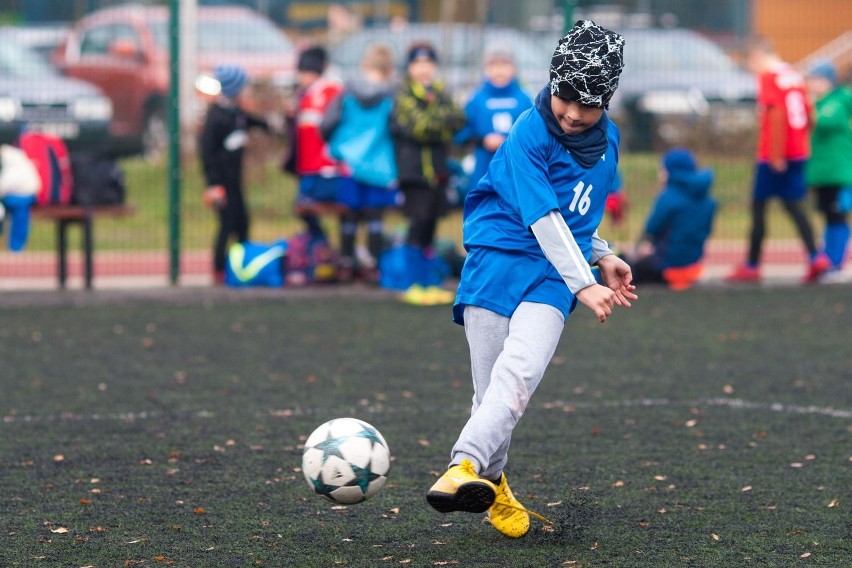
{"left": 451, "top": 302, "right": 565, "bottom": 480}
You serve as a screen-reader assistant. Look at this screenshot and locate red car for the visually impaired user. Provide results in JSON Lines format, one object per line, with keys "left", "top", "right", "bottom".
{"left": 54, "top": 3, "right": 297, "bottom": 157}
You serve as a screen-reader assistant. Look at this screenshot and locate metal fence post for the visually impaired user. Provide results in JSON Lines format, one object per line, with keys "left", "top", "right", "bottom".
{"left": 168, "top": 0, "right": 181, "bottom": 285}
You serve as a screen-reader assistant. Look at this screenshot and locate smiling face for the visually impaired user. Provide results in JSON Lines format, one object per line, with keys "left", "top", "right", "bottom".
{"left": 407, "top": 56, "right": 437, "bottom": 86}
{"left": 484, "top": 58, "right": 516, "bottom": 88}
{"left": 549, "top": 96, "right": 604, "bottom": 135}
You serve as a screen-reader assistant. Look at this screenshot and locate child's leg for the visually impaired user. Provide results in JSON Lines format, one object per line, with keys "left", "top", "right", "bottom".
{"left": 452, "top": 302, "right": 565, "bottom": 479}
{"left": 747, "top": 198, "right": 768, "bottom": 267}
{"left": 782, "top": 198, "right": 818, "bottom": 258}
{"left": 363, "top": 207, "right": 385, "bottom": 262}
{"left": 339, "top": 209, "right": 360, "bottom": 264}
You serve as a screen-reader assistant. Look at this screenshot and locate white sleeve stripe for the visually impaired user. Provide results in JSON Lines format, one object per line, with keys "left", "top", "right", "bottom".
{"left": 547, "top": 211, "right": 596, "bottom": 285}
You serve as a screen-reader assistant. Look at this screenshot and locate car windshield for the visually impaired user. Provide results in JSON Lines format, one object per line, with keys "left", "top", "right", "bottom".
{"left": 625, "top": 32, "right": 738, "bottom": 73}
{"left": 0, "top": 40, "right": 57, "bottom": 78}
{"left": 149, "top": 17, "right": 293, "bottom": 53}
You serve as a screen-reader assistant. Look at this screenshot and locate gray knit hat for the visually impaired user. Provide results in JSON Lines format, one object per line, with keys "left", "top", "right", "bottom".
{"left": 550, "top": 20, "right": 625, "bottom": 109}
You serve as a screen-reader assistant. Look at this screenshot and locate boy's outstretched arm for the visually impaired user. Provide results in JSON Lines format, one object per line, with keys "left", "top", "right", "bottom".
{"left": 531, "top": 211, "right": 636, "bottom": 323}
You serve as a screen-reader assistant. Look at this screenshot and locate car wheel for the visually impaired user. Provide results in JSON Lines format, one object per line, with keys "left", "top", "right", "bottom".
{"left": 142, "top": 105, "right": 168, "bottom": 161}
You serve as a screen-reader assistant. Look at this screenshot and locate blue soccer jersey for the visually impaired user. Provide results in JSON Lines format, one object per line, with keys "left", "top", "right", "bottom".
{"left": 453, "top": 107, "right": 620, "bottom": 324}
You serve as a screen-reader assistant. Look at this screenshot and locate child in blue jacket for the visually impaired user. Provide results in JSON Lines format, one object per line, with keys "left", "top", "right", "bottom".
{"left": 426, "top": 21, "right": 636, "bottom": 538}
{"left": 630, "top": 148, "right": 716, "bottom": 289}
{"left": 455, "top": 46, "right": 533, "bottom": 198}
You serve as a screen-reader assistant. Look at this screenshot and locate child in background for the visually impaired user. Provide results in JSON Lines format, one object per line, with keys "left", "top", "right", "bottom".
{"left": 321, "top": 43, "right": 399, "bottom": 284}
{"left": 291, "top": 46, "right": 343, "bottom": 242}
{"left": 426, "top": 21, "right": 635, "bottom": 537}
{"left": 628, "top": 148, "right": 716, "bottom": 290}
{"left": 455, "top": 45, "right": 533, "bottom": 199}
{"left": 200, "top": 65, "right": 268, "bottom": 284}
{"left": 605, "top": 169, "right": 627, "bottom": 226}
{"left": 726, "top": 37, "right": 829, "bottom": 285}
{"left": 391, "top": 41, "right": 466, "bottom": 303}
{"left": 805, "top": 60, "right": 852, "bottom": 283}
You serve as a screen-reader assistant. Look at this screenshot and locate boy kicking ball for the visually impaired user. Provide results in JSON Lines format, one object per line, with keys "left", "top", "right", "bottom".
{"left": 426, "top": 20, "right": 636, "bottom": 537}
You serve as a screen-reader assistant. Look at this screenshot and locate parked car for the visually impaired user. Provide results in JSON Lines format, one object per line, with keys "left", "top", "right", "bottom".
{"left": 53, "top": 3, "right": 297, "bottom": 157}
{"left": 604, "top": 27, "right": 758, "bottom": 151}
{"left": 0, "top": 24, "right": 69, "bottom": 64}
{"left": 0, "top": 30, "right": 112, "bottom": 151}
{"left": 329, "top": 23, "right": 551, "bottom": 105}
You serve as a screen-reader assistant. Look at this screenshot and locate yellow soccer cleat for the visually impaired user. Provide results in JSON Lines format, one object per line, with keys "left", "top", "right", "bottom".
{"left": 423, "top": 285, "right": 455, "bottom": 306}
{"left": 400, "top": 284, "right": 428, "bottom": 305}
{"left": 426, "top": 459, "right": 497, "bottom": 514}
{"left": 488, "top": 473, "right": 552, "bottom": 538}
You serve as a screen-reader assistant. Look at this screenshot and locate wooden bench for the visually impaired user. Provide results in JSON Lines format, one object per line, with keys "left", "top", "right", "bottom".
{"left": 30, "top": 204, "right": 135, "bottom": 289}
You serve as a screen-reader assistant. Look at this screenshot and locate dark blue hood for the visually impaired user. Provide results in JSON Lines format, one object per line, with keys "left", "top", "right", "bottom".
{"left": 668, "top": 168, "right": 714, "bottom": 200}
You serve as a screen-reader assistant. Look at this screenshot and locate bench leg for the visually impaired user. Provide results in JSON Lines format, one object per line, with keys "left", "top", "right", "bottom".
{"left": 57, "top": 219, "right": 68, "bottom": 289}
{"left": 82, "top": 216, "right": 93, "bottom": 290}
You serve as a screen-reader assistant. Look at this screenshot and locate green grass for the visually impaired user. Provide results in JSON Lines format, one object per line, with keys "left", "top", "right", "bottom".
{"left": 0, "top": 285, "right": 849, "bottom": 566}
{"left": 23, "top": 147, "right": 823, "bottom": 254}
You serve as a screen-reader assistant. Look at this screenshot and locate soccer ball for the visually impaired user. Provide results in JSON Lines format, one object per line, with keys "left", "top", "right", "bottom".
{"left": 301, "top": 417, "right": 391, "bottom": 504}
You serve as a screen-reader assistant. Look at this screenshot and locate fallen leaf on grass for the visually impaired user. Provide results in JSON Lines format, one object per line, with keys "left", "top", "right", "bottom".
{"left": 193, "top": 507, "right": 205, "bottom": 515}
{"left": 547, "top": 501, "right": 563, "bottom": 506}
{"left": 790, "top": 463, "right": 804, "bottom": 468}
{"left": 711, "top": 534, "right": 720, "bottom": 541}
{"left": 827, "top": 498, "right": 839, "bottom": 508}
{"left": 125, "top": 537, "right": 149, "bottom": 544}
{"left": 613, "top": 480, "right": 625, "bottom": 487}
{"left": 50, "top": 527, "right": 69, "bottom": 534}
{"left": 800, "top": 553, "right": 811, "bottom": 558}
{"left": 741, "top": 486, "right": 752, "bottom": 492}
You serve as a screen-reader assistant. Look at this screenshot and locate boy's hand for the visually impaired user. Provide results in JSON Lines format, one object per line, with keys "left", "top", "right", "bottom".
{"left": 576, "top": 284, "right": 618, "bottom": 323}
{"left": 596, "top": 255, "right": 638, "bottom": 309}
{"left": 483, "top": 133, "right": 506, "bottom": 152}
{"left": 204, "top": 186, "right": 226, "bottom": 208}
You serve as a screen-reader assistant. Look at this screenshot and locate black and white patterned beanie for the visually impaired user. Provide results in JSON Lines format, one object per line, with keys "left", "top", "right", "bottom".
{"left": 550, "top": 20, "right": 625, "bottom": 109}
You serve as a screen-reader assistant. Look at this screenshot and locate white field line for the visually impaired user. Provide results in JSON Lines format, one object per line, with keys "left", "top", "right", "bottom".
{"left": 2, "top": 398, "right": 850, "bottom": 425}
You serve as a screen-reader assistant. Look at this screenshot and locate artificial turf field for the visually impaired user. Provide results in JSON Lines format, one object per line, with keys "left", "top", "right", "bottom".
{"left": 0, "top": 284, "right": 849, "bottom": 567}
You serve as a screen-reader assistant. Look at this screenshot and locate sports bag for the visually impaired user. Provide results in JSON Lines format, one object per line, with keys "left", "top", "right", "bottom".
{"left": 70, "top": 152, "right": 126, "bottom": 206}
{"left": 19, "top": 132, "right": 73, "bottom": 206}
{"left": 225, "top": 240, "right": 288, "bottom": 287}
{"left": 284, "top": 232, "right": 339, "bottom": 286}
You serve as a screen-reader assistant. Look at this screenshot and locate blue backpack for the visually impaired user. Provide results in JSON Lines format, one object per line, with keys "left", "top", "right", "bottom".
{"left": 378, "top": 244, "right": 450, "bottom": 291}
{"left": 225, "top": 240, "right": 288, "bottom": 287}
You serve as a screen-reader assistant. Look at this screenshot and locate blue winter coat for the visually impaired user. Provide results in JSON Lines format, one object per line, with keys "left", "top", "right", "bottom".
{"left": 644, "top": 168, "right": 716, "bottom": 268}
{"left": 455, "top": 79, "right": 533, "bottom": 194}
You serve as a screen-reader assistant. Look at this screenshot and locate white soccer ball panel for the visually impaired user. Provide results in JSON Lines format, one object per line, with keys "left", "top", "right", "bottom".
{"left": 328, "top": 418, "right": 365, "bottom": 439}
{"left": 329, "top": 485, "right": 366, "bottom": 505}
{"left": 364, "top": 475, "right": 387, "bottom": 499}
{"left": 320, "top": 455, "right": 355, "bottom": 487}
{"left": 370, "top": 443, "right": 391, "bottom": 476}
{"left": 301, "top": 447, "right": 325, "bottom": 481}
{"left": 304, "top": 420, "right": 332, "bottom": 448}
{"left": 338, "top": 437, "right": 373, "bottom": 469}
